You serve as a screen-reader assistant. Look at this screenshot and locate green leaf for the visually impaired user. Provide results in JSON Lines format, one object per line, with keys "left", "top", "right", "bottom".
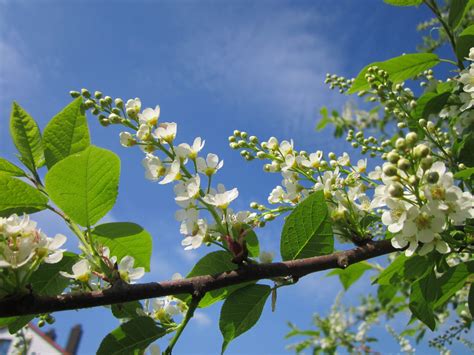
{"left": 449, "top": 0, "right": 472, "bottom": 29}
{"left": 219, "top": 284, "right": 271, "bottom": 354}
{"left": 0, "top": 158, "right": 26, "bottom": 177}
{"left": 383, "top": 0, "right": 422, "bottom": 6}
{"left": 456, "top": 24, "right": 474, "bottom": 61}
{"left": 378, "top": 284, "right": 398, "bottom": 307}
{"left": 327, "top": 262, "right": 372, "bottom": 290}
{"left": 45, "top": 145, "right": 120, "bottom": 227}
{"left": 433, "top": 261, "right": 474, "bottom": 309}
{"left": 245, "top": 229, "right": 260, "bottom": 258}
{"left": 454, "top": 167, "right": 474, "bottom": 180}
{"left": 409, "top": 274, "right": 437, "bottom": 330}
{"left": 316, "top": 107, "right": 330, "bottom": 131}
{"left": 349, "top": 53, "right": 440, "bottom": 94}
{"left": 468, "top": 284, "right": 474, "bottom": 317}
{"left": 43, "top": 97, "right": 90, "bottom": 168}
{"left": 182, "top": 251, "right": 249, "bottom": 308}
{"left": 456, "top": 132, "right": 474, "bottom": 167}
{"left": 4, "top": 253, "right": 78, "bottom": 334}
{"left": 375, "top": 254, "right": 407, "bottom": 285}
{"left": 412, "top": 92, "right": 451, "bottom": 120}
{"left": 10, "top": 102, "right": 44, "bottom": 173}
{"left": 97, "top": 316, "right": 165, "bottom": 355}
{"left": 92, "top": 222, "right": 152, "bottom": 271}
{"left": 111, "top": 302, "right": 143, "bottom": 320}
{"left": 30, "top": 252, "right": 78, "bottom": 295}
{"left": 403, "top": 255, "right": 433, "bottom": 281}
{"left": 280, "top": 191, "right": 333, "bottom": 261}
{"left": 0, "top": 175, "right": 48, "bottom": 216}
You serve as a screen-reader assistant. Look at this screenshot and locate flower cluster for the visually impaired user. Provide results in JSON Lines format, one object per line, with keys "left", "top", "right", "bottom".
{"left": 0, "top": 214, "right": 66, "bottom": 295}
{"left": 230, "top": 131, "right": 382, "bottom": 244}
{"left": 60, "top": 246, "right": 145, "bottom": 288}
{"left": 74, "top": 90, "right": 259, "bottom": 256}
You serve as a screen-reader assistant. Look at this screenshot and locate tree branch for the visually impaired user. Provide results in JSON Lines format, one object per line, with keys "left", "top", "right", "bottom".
{"left": 0, "top": 240, "right": 396, "bottom": 317}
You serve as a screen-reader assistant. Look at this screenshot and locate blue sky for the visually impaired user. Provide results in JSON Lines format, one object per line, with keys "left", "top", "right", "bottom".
{"left": 0, "top": 1, "right": 468, "bottom": 354}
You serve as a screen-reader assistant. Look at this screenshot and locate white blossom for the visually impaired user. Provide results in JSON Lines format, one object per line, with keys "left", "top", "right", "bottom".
{"left": 138, "top": 105, "right": 160, "bottom": 126}
{"left": 153, "top": 122, "right": 177, "bottom": 144}
{"left": 196, "top": 153, "right": 223, "bottom": 176}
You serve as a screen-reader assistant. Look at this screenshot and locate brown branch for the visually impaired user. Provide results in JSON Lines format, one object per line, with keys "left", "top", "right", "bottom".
{"left": 0, "top": 240, "right": 396, "bottom": 317}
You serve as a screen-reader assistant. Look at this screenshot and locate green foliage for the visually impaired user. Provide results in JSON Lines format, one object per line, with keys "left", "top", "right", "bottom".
{"left": 97, "top": 316, "right": 166, "bottom": 355}
{"left": 280, "top": 190, "right": 333, "bottom": 261}
{"left": 469, "top": 284, "right": 474, "bottom": 317}
{"left": 43, "top": 97, "right": 90, "bottom": 168}
{"left": 111, "top": 302, "right": 143, "bottom": 320}
{"left": 2, "top": 253, "right": 78, "bottom": 334}
{"left": 375, "top": 254, "right": 407, "bottom": 285}
{"left": 412, "top": 92, "right": 451, "bottom": 120}
{"left": 0, "top": 174, "right": 48, "bottom": 216}
{"left": 456, "top": 24, "right": 474, "bottom": 61}
{"left": 349, "top": 53, "right": 440, "bottom": 94}
{"left": 456, "top": 132, "right": 474, "bottom": 167}
{"left": 327, "top": 262, "right": 373, "bottom": 290}
{"left": 454, "top": 167, "right": 474, "bottom": 180}
{"left": 92, "top": 222, "right": 152, "bottom": 271}
{"left": 383, "top": 0, "right": 422, "bottom": 6}
{"left": 245, "top": 229, "right": 260, "bottom": 258}
{"left": 0, "top": 158, "right": 26, "bottom": 177}
{"left": 409, "top": 271, "right": 437, "bottom": 330}
{"left": 449, "top": 0, "right": 472, "bottom": 29}
{"left": 219, "top": 284, "right": 271, "bottom": 353}
{"left": 9, "top": 102, "right": 44, "bottom": 173}
{"left": 433, "top": 261, "right": 474, "bottom": 309}
{"left": 182, "top": 251, "right": 249, "bottom": 308}
{"left": 45, "top": 145, "right": 120, "bottom": 227}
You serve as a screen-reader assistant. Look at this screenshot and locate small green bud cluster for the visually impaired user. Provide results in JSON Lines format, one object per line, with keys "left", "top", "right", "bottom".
{"left": 346, "top": 129, "right": 385, "bottom": 157}
{"left": 70, "top": 88, "right": 131, "bottom": 128}
{"left": 324, "top": 73, "right": 355, "bottom": 93}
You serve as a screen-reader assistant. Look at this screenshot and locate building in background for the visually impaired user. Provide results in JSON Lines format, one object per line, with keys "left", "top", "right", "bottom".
{"left": 0, "top": 323, "right": 82, "bottom": 355}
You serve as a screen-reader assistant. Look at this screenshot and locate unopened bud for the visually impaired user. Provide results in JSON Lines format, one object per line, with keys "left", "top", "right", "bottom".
{"left": 414, "top": 144, "right": 430, "bottom": 158}
{"left": 406, "top": 132, "right": 418, "bottom": 146}
{"left": 94, "top": 91, "right": 103, "bottom": 99}
{"left": 388, "top": 182, "right": 404, "bottom": 198}
{"left": 115, "top": 98, "right": 124, "bottom": 108}
{"left": 70, "top": 90, "right": 80, "bottom": 98}
{"left": 387, "top": 151, "right": 400, "bottom": 163}
{"left": 383, "top": 164, "right": 398, "bottom": 177}
{"left": 81, "top": 88, "right": 90, "bottom": 98}
{"left": 426, "top": 171, "right": 439, "bottom": 184}
{"left": 420, "top": 156, "right": 433, "bottom": 170}
{"left": 395, "top": 138, "right": 406, "bottom": 150}
{"left": 397, "top": 158, "right": 410, "bottom": 171}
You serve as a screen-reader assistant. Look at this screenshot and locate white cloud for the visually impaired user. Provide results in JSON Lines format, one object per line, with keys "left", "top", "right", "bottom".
{"left": 176, "top": 6, "right": 344, "bottom": 136}
{"left": 0, "top": 30, "right": 41, "bottom": 105}
{"left": 193, "top": 311, "right": 212, "bottom": 327}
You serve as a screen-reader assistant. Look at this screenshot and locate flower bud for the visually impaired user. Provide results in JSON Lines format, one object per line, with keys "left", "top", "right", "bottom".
{"left": 100, "top": 118, "right": 110, "bottom": 127}
{"left": 405, "top": 132, "right": 418, "bottom": 146}
{"left": 126, "top": 107, "right": 136, "bottom": 117}
{"left": 328, "top": 152, "right": 336, "bottom": 160}
{"left": 387, "top": 151, "right": 400, "bottom": 163}
{"left": 388, "top": 182, "right": 404, "bottom": 198}
{"left": 240, "top": 131, "right": 248, "bottom": 139}
{"left": 108, "top": 113, "right": 120, "bottom": 123}
{"left": 383, "top": 164, "right": 398, "bottom": 177}
{"left": 395, "top": 138, "right": 406, "bottom": 150}
{"left": 228, "top": 136, "right": 236, "bottom": 143}
{"left": 70, "top": 90, "right": 80, "bottom": 98}
{"left": 420, "top": 156, "right": 433, "bottom": 170}
{"left": 115, "top": 98, "right": 124, "bottom": 108}
{"left": 397, "top": 158, "right": 411, "bottom": 171}
{"left": 249, "top": 136, "right": 258, "bottom": 144}
{"left": 414, "top": 144, "right": 430, "bottom": 158}
{"left": 256, "top": 151, "right": 266, "bottom": 159}
{"left": 408, "top": 175, "right": 419, "bottom": 185}
{"left": 426, "top": 121, "right": 435, "bottom": 132}
{"left": 84, "top": 99, "right": 95, "bottom": 109}
{"left": 233, "top": 130, "right": 241, "bottom": 136}
{"left": 94, "top": 91, "right": 103, "bottom": 99}
{"left": 426, "top": 171, "right": 439, "bottom": 184}
{"left": 397, "top": 122, "right": 407, "bottom": 129}
{"left": 81, "top": 88, "right": 90, "bottom": 98}
{"left": 418, "top": 119, "right": 427, "bottom": 127}
{"left": 104, "top": 96, "right": 113, "bottom": 105}
{"left": 250, "top": 202, "right": 259, "bottom": 209}
{"left": 263, "top": 213, "right": 275, "bottom": 221}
